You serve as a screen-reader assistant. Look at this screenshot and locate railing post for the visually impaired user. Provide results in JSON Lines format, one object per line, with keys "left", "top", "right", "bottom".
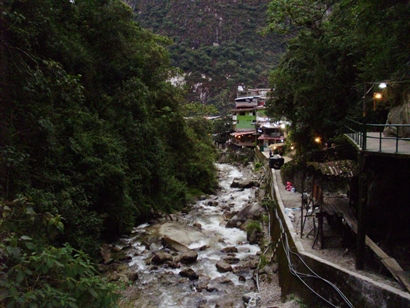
{"left": 356, "top": 153, "right": 367, "bottom": 270}
{"left": 379, "top": 131, "right": 382, "bottom": 152}
{"left": 362, "top": 122, "right": 367, "bottom": 150}
{"left": 395, "top": 125, "right": 399, "bottom": 153}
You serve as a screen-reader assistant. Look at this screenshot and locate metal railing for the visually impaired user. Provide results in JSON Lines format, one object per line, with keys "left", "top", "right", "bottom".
{"left": 345, "top": 118, "right": 410, "bottom": 154}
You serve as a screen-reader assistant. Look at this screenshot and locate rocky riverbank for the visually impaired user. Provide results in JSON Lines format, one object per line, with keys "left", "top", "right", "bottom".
{"left": 100, "top": 162, "right": 299, "bottom": 307}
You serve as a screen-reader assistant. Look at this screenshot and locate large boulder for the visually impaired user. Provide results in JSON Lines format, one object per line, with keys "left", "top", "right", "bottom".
{"left": 196, "top": 277, "right": 211, "bottom": 292}
{"left": 151, "top": 251, "right": 173, "bottom": 265}
{"left": 223, "top": 257, "right": 240, "bottom": 264}
{"left": 216, "top": 261, "right": 232, "bottom": 273}
{"left": 383, "top": 101, "right": 410, "bottom": 137}
{"left": 179, "top": 268, "right": 199, "bottom": 280}
{"left": 221, "top": 246, "right": 238, "bottom": 253}
{"left": 226, "top": 203, "right": 264, "bottom": 229}
{"left": 178, "top": 250, "right": 198, "bottom": 264}
{"left": 158, "top": 222, "right": 206, "bottom": 250}
{"left": 231, "top": 178, "right": 260, "bottom": 189}
{"left": 161, "top": 236, "right": 189, "bottom": 252}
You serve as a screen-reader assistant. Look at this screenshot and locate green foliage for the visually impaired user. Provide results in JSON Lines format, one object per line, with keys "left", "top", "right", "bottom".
{"left": 132, "top": 0, "right": 285, "bottom": 112}
{"left": 280, "top": 160, "right": 302, "bottom": 184}
{"left": 254, "top": 162, "right": 262, "bottom": 171}
{"left": 261, "top": 198, "right": 277, "bottom": 211}
{"left": 0, "top": 0, "right": 217, "bottom": 304}
{"left": 259, "top": 254, "right": 269, "bottom": 269}
{"left": 1, "top": 244, "right": 119, "bottom": 308}
{"left": 212, "top": 116, "right": 233, "bottom": 144}
{"left": 266, "top": 0, "right": 410, "bottom": 156}
{"left": 181, "top": 102, "right": 218, "bottom": 117}
{"left": 0, "top": 198, "right": 119, "bottom": 307}
{"left": 246, "top": 220, "right": 262, "bottom": 234}
{"left": 1, "top": 0, "right": 216, "bottom": 246}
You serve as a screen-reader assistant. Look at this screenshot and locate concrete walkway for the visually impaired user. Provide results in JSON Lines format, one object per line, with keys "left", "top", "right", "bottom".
{"left": 346, "top": 132, "right": 410, "bottom": 155}
{"left": 269, "top": 159, "right": 405, "bottom": 291}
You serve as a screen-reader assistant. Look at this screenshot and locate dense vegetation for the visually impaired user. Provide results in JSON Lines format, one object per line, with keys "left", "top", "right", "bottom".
{"left": 128, "top": 0, "right": 285, "bottom": 112}
{"left": 0, "top": 0, "right": 216, "bottom": 306}
{"left": 266, "top": 0, "right": 410, "bottom": 154}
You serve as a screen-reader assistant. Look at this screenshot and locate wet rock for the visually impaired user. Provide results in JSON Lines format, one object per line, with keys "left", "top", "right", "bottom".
{"left": 127, "top": 272, "right": 139, "bottom": 282}
{"left": 161, "top": 235, "right": 189, "bottom": 252}
{"left": 207, "top": 200, "right": 219, "bottom": 207}
{"left": 165, "top": 260, "right": 180, "bottom": 268}
{"left": 181, "top": 207, "right": 190, "bottom": 214}
{"left": 100, "top": 244, "right": 112, "bottom": 264}
{"left": 119, "top": 255, "right": 132, "bottom": 262}
{"left": 230, "top": 178, "right": 260, "bottom": 189}
{"left": 221, "top": 246, "right": 238, "bottom": 253}
{"left": 178, "top": 250, "right": 198, "bottom": 264}
{"left": 206, "top": 285, "right": 217, "bottom": 292}
{"left": 150, "top": 265, "right": 158, "bottom": 270}
{"left": 193, "top": 222, "right": 202, "bottom": 230}
{"left": 242, "top": 292, "right": 261, "bottom": 306}
{"left": 216, "top": 261, "right": 232, "bottom": 273}
{"left": 223, "top": 257, "right": 240, "bottom": 264}
{"left": 238, "top": 275, "right": 246, "bottom": 282}
{"left": 198, "top": 245, "right": 209, "bottom": 251}
{"left": 259, "top": 265, "right": 274, "bottom": 276}
{"left": 247, "top": 228, "right": 263, "bottom": 244}
{"left": 197, "top": 300, "right": 208, "bottom": 308}
{"left": 234, "top": 257, "right": 259, "bottom": 273}
{"left": 151, "top": 251, "right": 173, "bottom": 265}
{"left": 226, "top": 203, "right": 264, "bottom": 229}
{"left": 206, "top": 277, "right": 233, "bottom": 292}
{"left": 196, "top": 277, "right": 210, "bottom": 292}
{"left": 225, "top": 219, "right": 242, "bottom": 228}
{"left": 112, "top": 245, "right": 122, "bottom": 253}
{"left": 179, "top": 268, "right": 199, "bottom": 280}
{"left": 159, "top": 222, "right": 205, "bottom": 250}
{"left": 213, "top": 277, "right": 233, "bottom": 285}
{"left": 246, "top": 258, "right": 259, "bottom": 270}
{"left": 232, "top": 264, "right": 249, "bottom": 275}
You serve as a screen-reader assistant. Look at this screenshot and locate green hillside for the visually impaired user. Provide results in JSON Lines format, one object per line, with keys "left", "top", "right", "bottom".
{"left": 127, "top": 0, "right": 285, "bottom": 112}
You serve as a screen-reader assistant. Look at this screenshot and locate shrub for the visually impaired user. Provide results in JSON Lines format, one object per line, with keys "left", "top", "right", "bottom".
{"left": 246, "top": 220, "right": 262, "bottom": 234}
{"left": 0, "top": 244, "right": 119, "bottom": 308}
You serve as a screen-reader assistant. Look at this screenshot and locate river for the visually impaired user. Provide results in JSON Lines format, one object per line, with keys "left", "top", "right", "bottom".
{"left": 115, "top": 163, "right": 265, "bottom": 307}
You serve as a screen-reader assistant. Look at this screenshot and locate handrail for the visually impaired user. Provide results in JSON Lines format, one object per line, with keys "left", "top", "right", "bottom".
{"left": 345, "top": 118, "right": 410, "bottom": 154}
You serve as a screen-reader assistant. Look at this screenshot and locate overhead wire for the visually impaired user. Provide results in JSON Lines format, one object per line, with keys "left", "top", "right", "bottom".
{"left": 275, "top": 206, "right": 354, "bottom": 308}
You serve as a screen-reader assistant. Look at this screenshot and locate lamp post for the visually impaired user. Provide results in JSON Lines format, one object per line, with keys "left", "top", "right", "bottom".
{"left": 357, "top": 80, "right": 387, "bottom": 270}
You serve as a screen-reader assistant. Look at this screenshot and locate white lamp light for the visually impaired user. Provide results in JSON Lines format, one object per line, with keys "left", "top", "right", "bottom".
{"left": 379, "top": 82, "right": 387, "bottom": 89}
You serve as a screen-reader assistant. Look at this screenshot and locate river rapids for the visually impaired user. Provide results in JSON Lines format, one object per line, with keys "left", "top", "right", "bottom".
{"left": 116, "top": 163, "right": 264, "bottom": 307}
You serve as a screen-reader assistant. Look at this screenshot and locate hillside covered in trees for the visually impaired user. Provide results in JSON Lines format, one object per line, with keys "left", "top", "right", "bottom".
{"left": 127, "top": 0, "right": 285, "bottom": 112}
{"left": 0, "top": 0, "right": 216, "bottom": 306}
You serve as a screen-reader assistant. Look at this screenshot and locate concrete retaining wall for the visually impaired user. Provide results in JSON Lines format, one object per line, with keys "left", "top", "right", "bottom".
{"left": 254, "top": 149, "right": 410, "bottom": 307}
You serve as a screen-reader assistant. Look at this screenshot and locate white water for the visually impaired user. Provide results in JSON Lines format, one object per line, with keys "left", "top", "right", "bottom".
{"left": 119, "top": 163, "right": 261, "bottom": 307}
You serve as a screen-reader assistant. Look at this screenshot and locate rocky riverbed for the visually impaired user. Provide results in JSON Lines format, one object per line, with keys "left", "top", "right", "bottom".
{"left": 101, "top": 163, "right": 298, "bottom": 307}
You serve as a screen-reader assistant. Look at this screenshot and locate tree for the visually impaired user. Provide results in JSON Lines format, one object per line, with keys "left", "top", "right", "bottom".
{"left": 0, "top": 2, "right": 217, "bottom": 305}
{"left": 266, "top": 0, "right": 409, "bottom": 155}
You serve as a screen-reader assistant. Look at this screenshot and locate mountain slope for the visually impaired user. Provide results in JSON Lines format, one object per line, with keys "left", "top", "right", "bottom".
{"left": 127, "top": 0, "right": 285, "bottom": 112}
